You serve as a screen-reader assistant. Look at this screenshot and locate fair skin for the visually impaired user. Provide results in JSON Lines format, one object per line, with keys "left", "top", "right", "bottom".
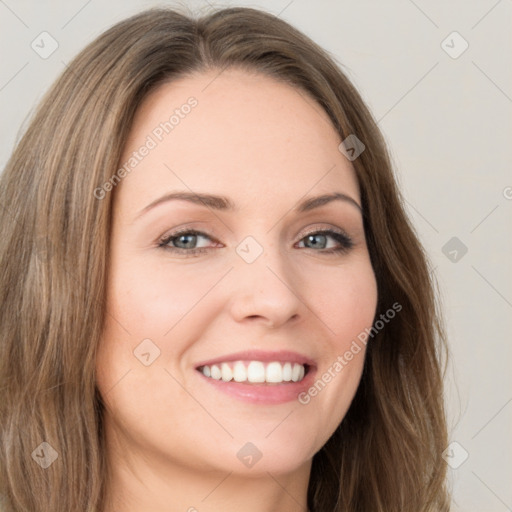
{"left": 95, "top": 68, "right": 378, "bottom": 512}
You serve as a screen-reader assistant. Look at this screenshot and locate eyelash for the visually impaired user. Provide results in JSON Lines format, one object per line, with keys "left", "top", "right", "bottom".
{"left": 158, "top": 228, "right": 354, "bottom": 257}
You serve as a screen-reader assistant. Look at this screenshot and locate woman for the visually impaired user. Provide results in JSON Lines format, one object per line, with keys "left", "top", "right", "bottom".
{"left": 0, "top": 6, "right": 450, "bottom": 511}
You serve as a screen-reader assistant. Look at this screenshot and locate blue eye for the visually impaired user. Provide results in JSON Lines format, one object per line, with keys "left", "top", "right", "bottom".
{"left": 297, "top": 231, "right": 354, "bottom": 252}
{"left": 158, "top": 228, "right": 354, "bottom": 257}
{"left": 161, "top": 230, "right": 211, "bottom": 250}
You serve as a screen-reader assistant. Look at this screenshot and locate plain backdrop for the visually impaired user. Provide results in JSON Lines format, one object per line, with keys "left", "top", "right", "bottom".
{"left": 1, "top": 1, "right": 511, "bottom": 510}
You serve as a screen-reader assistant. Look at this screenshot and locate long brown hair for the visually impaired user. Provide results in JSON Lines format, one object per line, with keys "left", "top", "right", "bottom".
{"left": 0, "top": 6, "right": 450, "bottom": 511}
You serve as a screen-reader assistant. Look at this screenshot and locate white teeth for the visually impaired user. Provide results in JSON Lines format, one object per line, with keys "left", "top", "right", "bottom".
{"left": 247, "top": 361, "right": 266, "bottom": 383}
{"left": 210, "top": 365, "right": 221, "bottom": 380}
{"left": 266, "top": 362, "right": 282, "bottom": 383}
{"left": 291, "top": 363, "right": 304, "bottom": 382}
{"left": 282, "top": 362, "right": 292, "bottom": 381}
{"left": 221, "top": 363, "right": 233, "bottom": 382}
{"left": 232, "top": 361, "right": 247, "bottom": 382}
{"left": 200, "top": 361, "right": 307, "bottom": 384}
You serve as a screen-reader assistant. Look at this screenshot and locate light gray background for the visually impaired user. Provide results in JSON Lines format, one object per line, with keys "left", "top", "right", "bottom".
{"left": 1, "top": 1, "right": 511, "bottom": 510}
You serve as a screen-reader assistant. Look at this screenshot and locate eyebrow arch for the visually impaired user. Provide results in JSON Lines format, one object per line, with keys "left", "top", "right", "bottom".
{"left": 135, "top": 191, "right": 362, "bottom": 220}
{"left": 297, "top": 193, "right": 362, "bottom": 213}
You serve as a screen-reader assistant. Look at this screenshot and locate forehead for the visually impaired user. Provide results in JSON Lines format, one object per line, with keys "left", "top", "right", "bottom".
{"left": 116, "top": 68, "right": 360, "bottom": 211}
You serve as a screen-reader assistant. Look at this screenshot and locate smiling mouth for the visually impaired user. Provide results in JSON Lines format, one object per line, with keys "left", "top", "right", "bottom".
{"left": 197, "top": 361, "right": 309, "bottom": 384}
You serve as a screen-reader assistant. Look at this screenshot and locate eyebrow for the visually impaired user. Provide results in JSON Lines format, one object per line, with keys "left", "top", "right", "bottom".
{"left": 135, "top": 191, "right": 362, "bottom": 220}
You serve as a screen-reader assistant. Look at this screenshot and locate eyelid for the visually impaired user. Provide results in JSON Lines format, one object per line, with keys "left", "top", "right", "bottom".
{"left": 159, "top": 223, "right": 351, "bottom": 244}
{"left": 295, "top": 223, "right": 351, "bottom": 241}
{"left": 158, "top": 227, "right": 219, "bottom": 247}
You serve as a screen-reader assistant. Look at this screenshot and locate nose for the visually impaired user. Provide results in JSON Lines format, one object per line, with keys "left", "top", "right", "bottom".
{"left": 228, "top": 239, "right": 303, "bottom": 329}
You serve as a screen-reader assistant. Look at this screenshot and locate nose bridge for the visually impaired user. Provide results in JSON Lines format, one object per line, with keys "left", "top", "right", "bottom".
{"left": 235, "top": 231, "right": 287, "bottom": 280}
{"left": 229, "top": 232, "right": 303, "bottom": 327}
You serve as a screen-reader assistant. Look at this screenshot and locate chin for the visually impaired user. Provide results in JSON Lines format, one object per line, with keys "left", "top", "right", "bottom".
{"left": 203, "top": 430, "right": 320, "bottom": 476}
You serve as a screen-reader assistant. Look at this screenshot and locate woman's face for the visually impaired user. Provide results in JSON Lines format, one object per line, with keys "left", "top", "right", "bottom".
{"left": 96, "top": 68, "right": 378, "bottom": 477}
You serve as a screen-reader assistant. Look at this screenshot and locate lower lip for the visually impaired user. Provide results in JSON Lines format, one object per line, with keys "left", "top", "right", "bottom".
{"left": 197, "top": 368, "right": 317, "bottom": 404}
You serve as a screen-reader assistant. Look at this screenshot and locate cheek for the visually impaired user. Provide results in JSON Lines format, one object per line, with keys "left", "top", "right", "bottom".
{"left": 309, "top": 257, "right": 378, "bottom": 342}
{"left": 95, "top": 256, "right": 231, "bottom": 395}
{"left": 94, "top": 245, "right": 379, "bottom": 472}
{"left": 105, "top": 256, "right": 221, "bottom": 340}
{"left": 100, "top": 250, "right": 377, "bottom": 376}
{"left": 295, "top": 257, "right": 377, "bottom": 437}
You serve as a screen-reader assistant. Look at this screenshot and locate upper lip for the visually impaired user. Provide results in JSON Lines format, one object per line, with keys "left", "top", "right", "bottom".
{"left": 194, "top": 349, "right": 316, "bottom": 369}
